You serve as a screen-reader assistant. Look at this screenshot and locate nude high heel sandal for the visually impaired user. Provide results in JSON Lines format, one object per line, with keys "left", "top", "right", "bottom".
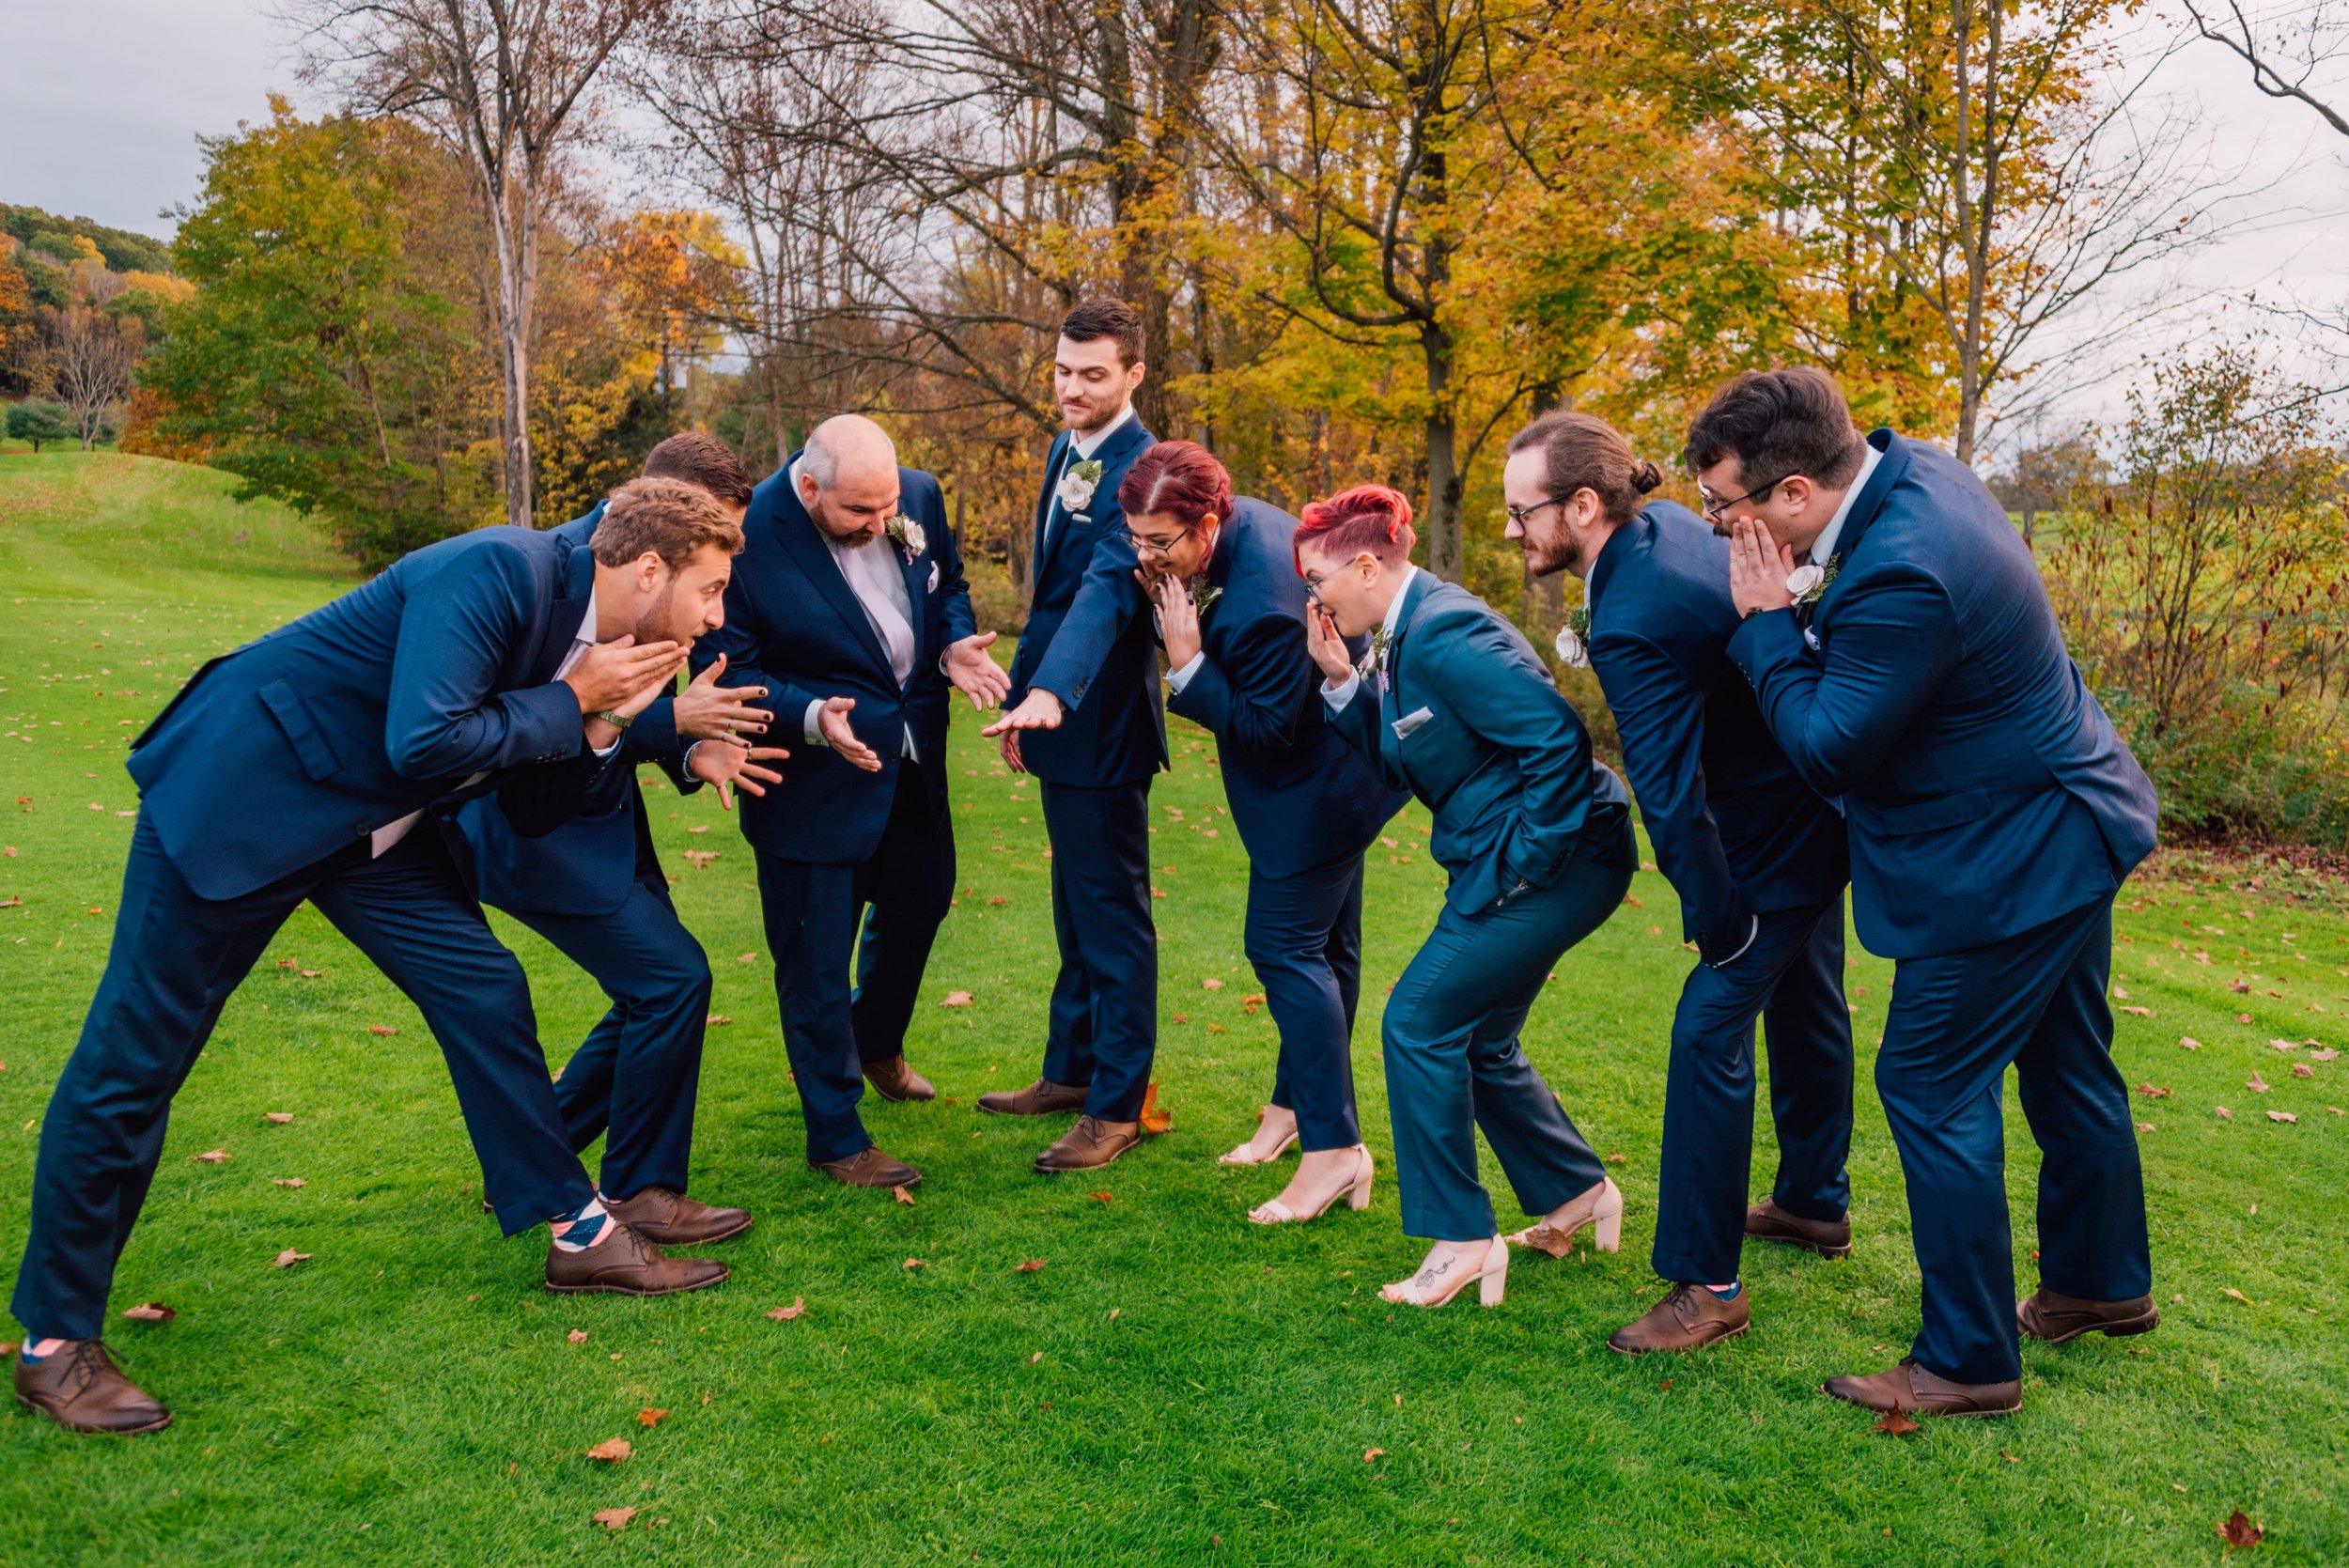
{"left": 1505, "top": 1176, "right": 1624, "bottom": 1259}
{"left": 1379, "top": 1235, "right": 1510, "bottom": 1309}
{"left": 1247, "top": 1146, "right": 1374, "bottom": 1224}
{"left": 1219, "top": 1127, "right": 1299, "bottom": 1167}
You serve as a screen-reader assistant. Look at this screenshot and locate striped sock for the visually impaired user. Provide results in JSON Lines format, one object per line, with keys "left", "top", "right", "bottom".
{"left": 550, "top": 1196, "right": 614, "bottom": 1252}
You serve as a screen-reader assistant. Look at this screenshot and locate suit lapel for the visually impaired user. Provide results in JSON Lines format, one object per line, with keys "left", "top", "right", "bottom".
{"left": 777, "top": 494, "right": 894, "bottom": 677}
{"left": 531, "top": 541, "right": 598, "bottom": 686}
{"left": 1378, "top": 571, "right": 1436, "bottom": 784}
{"left": 1813, "top": 430, "right": 1910, "bottom": 625}
{"left": 1033, "top": 430, "right": 1071, "bottom": 582}
{"left": 897, "top": 542, "right": 930, "bottom": 677}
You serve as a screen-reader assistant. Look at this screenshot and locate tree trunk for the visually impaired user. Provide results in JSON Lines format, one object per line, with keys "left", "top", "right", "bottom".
{"left": 1423, "top": 321, "right": 1462, "bottom": 582}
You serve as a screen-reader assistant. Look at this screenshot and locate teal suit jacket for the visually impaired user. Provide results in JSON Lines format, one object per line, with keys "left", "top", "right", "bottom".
{"left": 1326, "top": 573, "right": 1629, "bottom": 916}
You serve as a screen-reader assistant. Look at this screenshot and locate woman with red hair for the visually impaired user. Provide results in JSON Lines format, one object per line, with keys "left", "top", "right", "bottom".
{"left": 1299, "top": 484, "right": 1637, "bottom": 1308}
{"left": 992, "top": 440, "right": 1408, "bottom": 1222}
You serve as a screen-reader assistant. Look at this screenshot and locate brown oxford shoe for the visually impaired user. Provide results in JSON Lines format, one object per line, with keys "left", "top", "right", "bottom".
{"left": 2017, "top": 1288, "right": 2159, "bottom": 1344}
{"left": 1745, "top": 1198, "right": 1853, "bottom": 1258}
{"left": 977, "top": 1077, "right": 1088, "bottom": 1117}
{"left": 863, "top": 1054, "right": 937, "bottom": 1103}
{"left": 544, "top": 1220, "right": 729, "bottom": 1296}
{"left": 812, "top": 1145, "right": 923, "bottom": 1189}
{"left": 606, "top": 1186, "right": 754, "bottom": 1246}
{"left": 1607, "top": 1282, "right": 1751, "bottom": 1355}
{"left": 1822, "top": 1358, "right": 2020, "bottom": 1418}
{"left": 14, "top": 1341, "right": 171, "bottom": 1435}
{"left": 1034, "top": 1114, "right": 1142, "bottom": 1172}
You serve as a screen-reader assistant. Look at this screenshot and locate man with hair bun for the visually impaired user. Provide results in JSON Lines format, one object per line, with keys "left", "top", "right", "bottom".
{"left": 1501, "top": 410, "right": 1853, "bottom": 1357}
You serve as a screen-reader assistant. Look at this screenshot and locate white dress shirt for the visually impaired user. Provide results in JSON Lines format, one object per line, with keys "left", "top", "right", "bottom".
{"left": 1804, "top": 439, "right": 1881, "bottom": 567}
{"left": 1320, "top": 564, "right": 1418, "bottom": 713}
{"left": 370, "top": 591, "right": 608, "bottom": 857}
{"left": 1040, "top": 399, "right": 1137, "bottom": 555}
{"left": 793, "top": 458, "right": 920, "bottom": 762}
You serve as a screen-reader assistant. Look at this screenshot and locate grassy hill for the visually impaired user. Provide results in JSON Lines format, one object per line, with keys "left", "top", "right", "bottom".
{"left": 1, "top": 453, "right": 2345, "bottom": 1564}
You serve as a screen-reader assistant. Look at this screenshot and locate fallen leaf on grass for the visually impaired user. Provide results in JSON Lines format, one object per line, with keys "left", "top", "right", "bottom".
{"left": 2219, "top": 1510, "right": 2263, "bottom": 1547}
{"left": 2137, "top": 1122, "right": 2156, "bottom": 1133}
{"left": 1089, "top": 1191, "right": 1114, "bottom": 1204}
{"left": 987, "top": 895, "right": 1009, "bottom": 907}
{"left": 2293, "top": 1063, "right": 2314, "bottom": 1078}
{"left": 585, "top": 1437, "right": 631, "bottom": 1464}
{"left": 1015, "top": 1259, "right": 1047, "bottom": 1273}
{"left": 299, "top": 970, "right": 320, "bottom": 979}
{"left": 2001, "top": 1452, "right": 2020, "bottom": 1464}
{"left": 1363, "top": 1448, "right": 1386, "bottom": 1462}
{"left": 1605, "top": 1152, "right": 1628, "bottom": 1164}
{"left": 941, "top": 991, "right": 974, "bottom": 1007}
{"left": 273, "top": 1177, "right": 305, "bottom": 1188}
{"left": 273, "top": 1250, "right": 310, "bottom": 1267}
{"left": 1201, "top": 977, "right": 1225, "bottom": 990}
{"left": 1139, "top": 1082, "right": 1174, "bottom": 1134}
{"left": 2247, "top": 1072, "right": 2270, "bottom": 1094}
{"left": 682, "top": 850, "right": 718, "bottom": 869}
{"left": 367, "top": 1024, "right": 397, "bottom": 1037}
{"left": 1874, "top": 1408, "right": 1921, "bottom": 1435}
{"left": 593, "top": 1507, "right": 638, "bottom": 1531}
{"left": 192, "top": 1149, "right": 229, "bottom": 1163}
{"left": 2311, "top": 1048, "right": 2340, "bottom": 1062}
{"left": 263, "top": 1111, "right": 293, "bottom": 1124}
{"left": 2222, "top": 1287, "right": 2252, "bottom": 1304}
{"left": 2179, "top": 1036, "right": 2203, "bottom": 1050}
{"left": 766, "top": 1298, "right": 807, "bottom": 1321}
{"left": 638, "top": 1408, "right": 669, "bottom": 1429}
{"left": 2135, "top": 1084, "right": 2171, "bottom": 1098}
{"left": 705, "top": 1014, "right": 733, "bottom": 1027}
{"left": 2231, "top": 981, "right": 2251, "bottom": 994}
{"left": 903, "top": 1258, "right": 926, "bottom": 1270}
{"left": 2120, "top": 1005, "right": 2153, "bottom": 1017}
{"left": 121, "top": 1303, "right": 175, "bottom": 1322}
{"left": 1027, "top": 1352, "right": 1043, "bottom": 1365}
{"left": 568, "top": 1328, "right": 590, "bottom": 1343}
{"left": 2266, "top": 1110, "right": 2298, "bottom": 1124}
{"left": 2268, "top": 1039, "right": 2300, "bottom": 1053}
{"left": 2216, "top": 1106, "right": 2233, "bottom": 1119}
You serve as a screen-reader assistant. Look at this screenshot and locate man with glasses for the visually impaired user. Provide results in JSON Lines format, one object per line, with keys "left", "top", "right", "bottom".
{"left": 693, "top": 414, "right": 1008, "bottom": 1190}
{"left": 1695, "top": 367, "right": 2160, "bottom": 1419}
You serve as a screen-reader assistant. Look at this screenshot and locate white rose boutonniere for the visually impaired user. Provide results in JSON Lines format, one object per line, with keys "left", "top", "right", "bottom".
{"left": 1786, "top": 553, "right": 1839, "bottom": 610}
{"left": 884, "top": 513, "right": 927, "bottom": 560}
{"left": 1554, "top": 605, "right": 1592, "bottom": 669}
{"left": 1056, "top": 458, "right": 1106, "bottom": 516}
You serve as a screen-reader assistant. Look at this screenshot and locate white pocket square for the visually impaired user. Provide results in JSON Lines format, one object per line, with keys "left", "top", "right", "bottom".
{"left": 927, "top": 561, "right": 940, "bottom": 593}
{"left": 1392, "top": 706, "right": 1435, "bottom": 738}
{"left": 1802, "top": 626, "right": 1821, "bottom": 650}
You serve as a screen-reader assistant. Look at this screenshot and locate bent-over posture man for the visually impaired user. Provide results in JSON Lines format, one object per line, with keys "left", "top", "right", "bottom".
{"left": 12, "top": 478, "right": 770, "bottom": 1435}
{"left": 1503, "top": 410, "right": 1852, "bottom": 1355}
{"left": 1702, "top": 367, "right": 2159, "bottom": 1417}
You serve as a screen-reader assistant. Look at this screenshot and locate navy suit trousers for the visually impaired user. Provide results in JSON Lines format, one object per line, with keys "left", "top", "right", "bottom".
{"left": 13, "top": 816, "right": 594, "bottom": 1341}
{"left": 506, "top": 873, "right": 714, "bottom": 1203}
{"left": 753, "top": 767, "right": 954, "bottom": 1164}
{"left": 1651, "top": 897, "right": 1854, "bottom": 1284}
{"left": 1384, "top": 829, "right": 1635, "bottom": 1241}
{"left": 1249, "top": 855, "right": 1366, "bottom": 1152}
{"left": 1877, "top": 895, "right": 2151, "bottom": 1384}
{"left": 1038, "top": 779, "right": 1158, "bottom": 1122}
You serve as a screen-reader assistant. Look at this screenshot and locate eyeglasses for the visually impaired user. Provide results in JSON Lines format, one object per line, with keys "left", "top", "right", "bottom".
{"left": 1117, "top": 520, "right": 1199, "bottom": 558}
{"left": 1505, "top": 495, "right": 1570, "bottom": 528}
{"left": 1699, "top": 474, "right": 1790, "bottom": 522}
{"left": 1299, "top": 553, "right": 1375, "bottom": 605}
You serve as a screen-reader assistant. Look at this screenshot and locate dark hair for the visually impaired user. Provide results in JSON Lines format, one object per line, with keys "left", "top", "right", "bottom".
{"left": 592, "top": 476, "right": 746, "bottom": 570}
{"left": 1060, "top": 297, "right": 1146, "bottom": 369}
{"left": 1294, "top": 484, "right": 1417, "bottom": 570}
{"left": 1506, "top": 411, "right": 1662, "bottom": 527}
{"left": 641, "top": 430, "right": 754, "bottom": 508}
{"left": 1117, "top": 440, "right": 1233, "bottom": 530}
{"left": 1683, "top": 368, "right": 1863, "bottom": 491}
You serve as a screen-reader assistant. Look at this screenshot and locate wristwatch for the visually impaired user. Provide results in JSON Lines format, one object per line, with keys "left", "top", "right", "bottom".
{"left": 591, "top": 709, "right": 634, "bottom": 731}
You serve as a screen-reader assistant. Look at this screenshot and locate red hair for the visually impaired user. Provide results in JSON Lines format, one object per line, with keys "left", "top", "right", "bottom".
{"left": 1294, "top": 483, "right": 1417, "bottom": 572}
{"left": 1116, "top": 440, "right": 1233, "bottom": 529}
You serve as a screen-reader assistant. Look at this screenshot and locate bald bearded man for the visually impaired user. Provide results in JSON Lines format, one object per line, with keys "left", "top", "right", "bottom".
{"left": 693, "top": 416, "right": 1008, "bottom": 1188}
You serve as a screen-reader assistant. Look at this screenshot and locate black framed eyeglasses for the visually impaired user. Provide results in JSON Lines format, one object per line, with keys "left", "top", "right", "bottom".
{"left": 1118, "top": 520, "right": 1200, "bottom": 557}
{"left": 1505, "top": 495, "right": 1570, "bottom": 528}
{"left": 1699, "top": 474, "right": 1790, "bottom": 521}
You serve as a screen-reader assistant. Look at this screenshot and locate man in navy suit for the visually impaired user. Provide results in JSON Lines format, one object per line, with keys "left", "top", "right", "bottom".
{"left": 12, "top": 478, "right": 764, "bottom": 1435}
{"left": 1501, "top": 411, "right": 1853, "bottom": 1356}
{"left": 694, "top": 414, "right": 1007, "bottom": 1189}
{"left": 1701, "top": 368, "right": 2160, "bottom": 1417}
{"left": 979, "top": 299, "right": 1165, "bottom": 1172}
{"left": 452, "top": 433, "right": 781, "bottom": 1247}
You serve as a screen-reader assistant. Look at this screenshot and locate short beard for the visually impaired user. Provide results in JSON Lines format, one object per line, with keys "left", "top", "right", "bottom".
{"left": 1519, "top": 527, "right": 1577, "bottom": 579}
{"left": 819, "top": 514, "right": 880, "bottom": 548}
{"left": 632, "top": 580, "right": 685, "bottom": 646}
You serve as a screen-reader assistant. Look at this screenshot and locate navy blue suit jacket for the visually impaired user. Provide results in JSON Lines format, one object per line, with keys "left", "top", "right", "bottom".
{"left": 1012, "top": 416, "right": 1165, "bottom": 787}
{"left": 129, "top": 526, "right": 612, "bottom": 902}
{"left": 1328, "top": 572, "right": 1630, "bottom": 916}
{"left": 1729, "top": 430, "right": 2158, "bottom": 959}
{"left": 1154, "top": 497, "right": 1408, "bottom": 877}
{"left": 692, "top": 456, "right": 973, "bottom": 865}
{"left": 452, "top": 503, "right": 703, "bottom": 917}
{"left": 1586, "top": 500, "right": 1847, "bottom": 954}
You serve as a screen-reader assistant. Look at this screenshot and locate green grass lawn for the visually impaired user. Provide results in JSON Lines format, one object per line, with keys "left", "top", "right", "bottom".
{"left": 2, "top": 452, "right": 2345, "bottom": 1565}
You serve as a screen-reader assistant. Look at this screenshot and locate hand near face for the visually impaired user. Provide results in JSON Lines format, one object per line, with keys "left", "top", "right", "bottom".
{"left": 1147, "top": 571, "right": 1203, "bottom": 670}
{"left": 817, "top": 695, "right": 884, "bottom": 773}
{"left": 1304, "top": 603, "right": 1356, "bottom": 685}
{"left": 689, "top": 737, "right": 789, "bottom": 811}
{"left": 564, "top": 635, "right": 687, "bottom": 715}
{"left": 671, "top": 653, "right": 772, "bottom": 740}
{"left": 1728, "top": 518, "right": 1797, "bottom": 619}
{"left": 943, "top": 631, "right": 1012, "bottom": 710}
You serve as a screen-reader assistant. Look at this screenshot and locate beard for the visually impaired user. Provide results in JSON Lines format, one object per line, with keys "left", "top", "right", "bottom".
{"left": 631, "top": 581, "right": 692, "bottom": 647}
{"left": 1518, "top": 526, "right": 1579, "bottom": 579}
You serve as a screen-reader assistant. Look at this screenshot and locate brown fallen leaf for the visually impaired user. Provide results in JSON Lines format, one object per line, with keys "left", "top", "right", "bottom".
{"left": 192, "top": 1149, "right": 229, "bottom": 1163}
{"left": 2265, "top": 1110, "right": 2299, "bottom": 1124}
{"left": 2216, "top": 1105, "right": 2233, "bottom": 1119}
{"left": 2135, "top": 1084, "right": 2172, "bottom": 1098}
{"left": 2222, "top": 1287, "right": 2252, "bottom": 1304}
{"left": 903, "top": 1257, "right": 926, "bottom": 1269}
{"left": 1138, "top": 1081, "right": 1174, "bottom": 1134}
{"left": 766, "top": 1297, "right": 806, "bottom": 1321}
{"left": 892, "top": 1184, "right": 916, "bottom": 1207}
{"left": 2136, "top": 1122, "right": 2156, "bottom": 1133}
{"left": 705, "top": 1014, "right": 734, "bottom": 1027}
{"left": 988, "top": 895, "right": 1009, "bottom": 907}
{"left": 2231, "top": 980, "right": 2251, "bottom": 994}
{"left": 2219, "top": 1510, "right": 2263, "bottom": 1548}
{"left": 585, "top": 1436, "right": 631, "bottom": 1464}
{"left": 1201, "top": 977, "right": 1225, "bottom": 990}
{"left": 568, "top": 1328, "right": 590, "bottom": 1343}
{"left": 273, "top": 1249, "right": 310, "bottom": 1267}
{"left": 299, "top": 970, "right": 321, "bottom": 979}
{"left": 2310, "top": 1048, "right": 2340, "bottom": 1062}
{"left": 1874, "top": 1408, "right": 1921, "bottom": 1435}
{"left": 2247, "top": 1072, "right": 2270, "bottom": 1093}
{"left": 1089, "top": 1191, "right": 1114, "bottom": 1204}
{"left": 1606, "top": 1152, "right": 1628, "bottom": 1164}
{"left": 2268, "top": 1038, "right": 2300, "bottom": 1052}
{"left": 273, "top": 1176, "right": 306, "bottom": 1188}
{"left": 1027, "top": 1351, "right": 1043, "bottom": 1365}
{"left": 121, "top": 1302, "right": 176, "bottom": 1322}
{"left": 2179, "top": 1036, "right": 2203, "bottom": 1050}
{"left": 1170, "top": 1012, "right": 1189, "bottom": 1024}
{"left": 2293, "top": 1063, "right": 2314, "bottom": 1078}
{"left": 263, "top": 1111, "right": 294, "bottom": 1124}
{"left": 1015, "top": 1259, "right": 1047, "bottom": 1273}
{"left": 638, "top": 1408, "right": 670, "bottom": 1429}
{"left": 941, "top": 990, "right": 974, "bottom": 1006}
{"left": 367, "top": 1024, "right": 397, "bottom": 1037}
{"left": 593, "top": 1506, "right": 638, "bottom": 1531}
{"left": 2120, "top": 1005, "right": 2153, "bottom": 1017}
{"left": 1363, "top": 1447, "right": 1387, "bottom": 1462}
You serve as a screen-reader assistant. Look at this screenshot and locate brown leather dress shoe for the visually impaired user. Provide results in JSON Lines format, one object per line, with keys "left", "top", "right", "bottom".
{"left": 1745, "top": 1198, "right": 1853, "bottom": 1258}
{"left": 544, "top": 1220, "right": 730, "bottom": 1296}
{"left": 976, "top": 1077, "right": 1088, "bottom": 1117}
{"left": 863, "top": 1055, "right": 937, "bottom": 1102}
{"left": 14, "top": 1341, "right": 171, "bottom": 1435}
{"left": 606, "top": 1186, "right": 754, "bottom": 1245}
{"left": 812, "top": 1145, "right": 922, "bottom": 1188}
{"left": 1822, "top": 1358, "right": 2020, "bottom": 1417}
{"left": 1607, "top": 1283, "right": 1751, "bottom": 1355}
{"left": 2017, "top": 1287, "right": 2159, "bottom": 1343}
{"left": 1034, "top": 1114, "right": 1142, "bottom": 1172}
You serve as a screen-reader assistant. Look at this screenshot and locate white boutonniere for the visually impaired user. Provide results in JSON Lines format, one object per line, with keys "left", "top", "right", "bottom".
{"left": 1786, "top": 553, "right": 1838, "bottom": 610}
{"left": 1056, "top": 458, "right": 1106, "bottom": 516}
{"left": 884, "top": 513, "right": 927, "bottom": 560}
{"left": 1554, "top": 605, "right": 1592, "bottom": 669}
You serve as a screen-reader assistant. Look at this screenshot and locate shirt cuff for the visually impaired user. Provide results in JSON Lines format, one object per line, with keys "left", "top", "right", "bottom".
{"left": 590, "top": 736, "right": 623, "bottom": 760}
{"left": 1718, "top": 912, "right": 1761, "bottom": 967}
{"left": 1322, "top": 670, "right": 1361, "bottom": 712}
{"left": 1165, "top": 652, "right": 1206, "bottom": 694}
{"left": 803, "top": 699, "right": 828, "bottom": 747}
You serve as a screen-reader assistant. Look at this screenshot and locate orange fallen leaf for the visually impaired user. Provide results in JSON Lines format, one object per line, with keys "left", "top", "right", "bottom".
{"left": 766, "top": 1297, "right": 808, "bottom": 1321}
{"left": 637, "top": 1408, "right": 670, "bottom": 1429}
{"left": 1874, "top": 1408, "right": 1921, "bottom": 1435}
{"left": 192, "top": 1149, "right": 229, "bottom": 1163}
{"left": 893, "top": 1184, "right": 915, "bottom": 1206}
{"left": 1027, "top": 1351, "right": 1043, "bottom": 1365}
{"left": 903, "top": 1257, "right": 926, "bottom": 1269}
{"left": 2135, "top": 1084, "right": 2171, "bottom": 1099}
{"left": 1605, "top": 1152, "right": 1628, "bottom": 1164}
{"left": 988, "top": 895, "right": 1009, "bottom": 907}
{"left": 585, "top": 1437, "right": 631, "bottom": 1464}
{"left": 2216, "top": 1105, "right": 2233, "bottom": 1119}
{"left": 1089, "top": 1191, "right": 1114, "bottom": 1204}
{"left": 2120, "top": 1005, "right": 2153, "bottom": 1017}
{"left": 2179, "top": 1036, "right": 2203, "bottom": 1050}
{"left": 2222, "top": 1287, "right": 2252, "bottom": 1304}
{"left": 2137, "top": 1122, "right": 2156, "bottom": 1133}
{"left": 705, "top": 1014, "right": 734, "bottom": 1027}
{"left": 1015, "top": 1259, "right": 1047, "bottom": 1273}
{"left": 1139, "top": 1081, "right": 1174, "bottom": 1134}
{"left": 1363, "top": 1447, "right": 1386, "bottom": 1462}
{"left": 299, "top": 969, "right": 321, "bottom": 979}
{"left": 367, "top": 1024, "right": 397, "bottom": 1037}
{"left": 273, "top": 1249, "right": 310, "bottom": 1267}
{"left": 121, "top": 1302, "right": 175, "bottom": 1322}
{"left": 593, "top": 1506, "right": 638, "bottom": 1530}
{"left": 2235, "top": 1012, "right": 2254, "bottom": 1024}
{"left": 568, "top": 1328, "right": 590, "bottom": 1343}
{"left": 1170, "top": 1012, "right": 1189, "bottom": 1024}
{"left": 941, "top": 991, "right": 974, "bottom": 1006}
{"left": 2247, "top": 1072, "right": 2270, "bottom": 1093}
{"left": 263, "top": 1111, "right": 294, "bottom": 1124}
{"left": 1202, "top": 977, "right": 1225, "bottom": 990}
{"left": 2219, "top": 1510, "right": 2263, "bottom": 1547}
{"left": 273, "top": 1177, "right": 306, "bottom": 1188}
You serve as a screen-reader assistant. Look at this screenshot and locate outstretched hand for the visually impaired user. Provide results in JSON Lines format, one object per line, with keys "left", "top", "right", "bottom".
{"left": 1728, "top": 518, "right": 1797, "bottom": 619}
{"left": 944, "top": 631, "right": 1012, "bottom": 710}
{"left": 565, "top": 635, "right": 687, "bottom": 715}
{"left": 672, "top": 653, "right": 772, "bottom": 740}
{"left": 689, "top": 737, "right": 789, "bottom": 811}
{"left": 817, "top": 695, "right": 884, "bottom": 773}
{"left": 1304, "top": 604, "right": 1356, "bottom": 685}
{"left": 981, "top": 689, "right": 1064, "bottom": 740}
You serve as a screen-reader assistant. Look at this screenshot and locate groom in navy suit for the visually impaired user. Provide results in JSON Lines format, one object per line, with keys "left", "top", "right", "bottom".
{"left": 12, "top": 477, "right": 763, "bottom": 1435}
{"left": 695, "top": 414, "right": 1007, "bottom": 1190}
{"left": 980, "top": 299, "right": 1164, "bottom": 1172}
{"left": 1700, "top": 368, "right": 2160, "bottom": 1417}
{"left": 1502, "top": 411, "right": 1853, "bottom": 1356}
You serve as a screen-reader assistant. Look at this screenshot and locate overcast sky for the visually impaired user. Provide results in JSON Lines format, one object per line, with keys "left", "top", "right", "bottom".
{"left": 3, "top": 0, "right": 2341, "bottom": 449}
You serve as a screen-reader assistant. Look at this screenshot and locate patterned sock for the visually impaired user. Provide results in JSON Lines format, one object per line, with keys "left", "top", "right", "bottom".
{"left": 550, "top": 1196, "right": 614, "bottom": 1252}
{"left": 1705, "top": 1281, "right": 1744, "bottom": 1301}
{"left": 20, "top": 1336, "right": 66, "bottom": 1362}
